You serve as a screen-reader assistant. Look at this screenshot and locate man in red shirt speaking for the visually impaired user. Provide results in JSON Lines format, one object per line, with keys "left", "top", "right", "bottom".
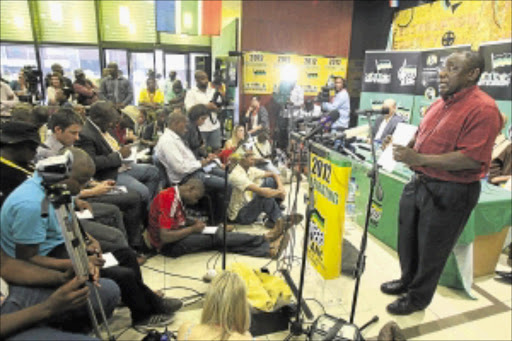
{"left": 381, "top": 51, "right": 503, "bottom": 315}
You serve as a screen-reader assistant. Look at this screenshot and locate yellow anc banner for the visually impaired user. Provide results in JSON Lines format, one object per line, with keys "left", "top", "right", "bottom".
{"left": 392, "top": 0, "right": 512, "bottom": 50}
{"left": 243, "top": 52, "right": 347, "bottom": 95}
{"left": 307, "top": 147, "right": 352, "bottom": 280}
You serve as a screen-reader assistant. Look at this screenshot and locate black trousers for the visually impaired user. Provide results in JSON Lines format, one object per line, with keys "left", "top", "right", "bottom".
{"left": 49, "top": 245, "right": 163, "bottom": 324}
{"left": 86, "top": 189, "right": 144, "bottom": 248}
{"left": 397, "top": 176, "right": 481, "bottom": 308}
{"left": 161, "top": 229, "right": 270, "bottom": 258}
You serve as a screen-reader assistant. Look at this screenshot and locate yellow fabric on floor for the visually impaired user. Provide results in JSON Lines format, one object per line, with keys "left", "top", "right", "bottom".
{"left": 227, "top": 263, "right": 292, "bottom": 312}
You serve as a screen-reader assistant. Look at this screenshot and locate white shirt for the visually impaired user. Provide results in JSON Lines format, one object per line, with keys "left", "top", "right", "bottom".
{"left": 290, "top": 84, "right": 304, "bottom": 117}
{"left": 227, "top": 164, "right": 266, "bottom": 220}
{"left": 184, "top": 86, "right": 219, "bottom": 132}
{"left": 155, "top": 128, "right": 202, "bottom": 184}
{"left": 0, "top": 82, "right": 18, "bottom": 115}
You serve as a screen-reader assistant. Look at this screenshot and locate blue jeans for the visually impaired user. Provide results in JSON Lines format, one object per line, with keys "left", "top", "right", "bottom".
{"left": 117, "top": 163, "right": 160, "bottom": 207}
{"left": 7, "top": 327, "right": 98, "bottom": 341}
{"left": 200, "top": 128, "right": 222, "bottom": 151}
{"left": 1, "top": 278, "right": 120, "bottom": 333}
{"left": 193, "top": 168, "right": 228, "bottom": 193}
{"left": 235, "top": 177, "right": 282, "bottom": 225}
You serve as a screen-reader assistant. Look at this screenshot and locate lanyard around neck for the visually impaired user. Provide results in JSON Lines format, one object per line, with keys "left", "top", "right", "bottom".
{"left": 0, "top": 157, "right": 33, "bottom": 176}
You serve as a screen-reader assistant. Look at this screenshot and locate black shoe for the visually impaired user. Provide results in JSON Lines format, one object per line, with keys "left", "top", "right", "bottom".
{"left": 495, "top": 271, "right": 512, "bottom": 284}
{"left": 159, "top": 297, "right": 183, "bottom": 315}
{"left": 381, "top": 280, "right": 408, "bottom": 295}
{"left": 386, "top": 296, "right": 424, "bottom": 315}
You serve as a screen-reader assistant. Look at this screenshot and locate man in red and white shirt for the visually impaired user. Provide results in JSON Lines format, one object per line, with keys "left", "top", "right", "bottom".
{"left": 381, "top": 51, "right": 503, "bottom": 315}
{"left": 146, "top": 178, "right": 289, "bottom": 259}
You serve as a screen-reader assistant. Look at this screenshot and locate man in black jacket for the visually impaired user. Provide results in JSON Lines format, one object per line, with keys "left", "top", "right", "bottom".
{"left": 370, "top": 98, "right": 404, "bottom": 142}
{"left": 75, "top": 101, "right": 159, "bottom": 208}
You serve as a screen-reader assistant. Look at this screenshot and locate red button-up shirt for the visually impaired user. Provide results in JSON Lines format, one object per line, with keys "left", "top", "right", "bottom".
{"left": 413, "top": 85, "right": 502, "bottom": 183}
{"left": 148, "top": 187, "right": 186, "bottom": 250}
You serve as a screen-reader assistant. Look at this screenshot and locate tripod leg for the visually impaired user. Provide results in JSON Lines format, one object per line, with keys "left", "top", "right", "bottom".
{"left": 359, "top": 315, "right": 379, "bottom": 332}
{"left": 91, "top": 285, "right": 115, "bottom": 340}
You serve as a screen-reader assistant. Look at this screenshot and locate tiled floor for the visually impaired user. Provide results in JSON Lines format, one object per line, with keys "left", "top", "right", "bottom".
{"left": 107, "top": 183, "right": 511, "bottom": 340}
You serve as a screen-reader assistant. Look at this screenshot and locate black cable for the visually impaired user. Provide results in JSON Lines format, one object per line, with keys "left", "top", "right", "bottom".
{"left": 161, "top": 285, "right": 203, "bottom": 296}
{"left": 305, "top": 298, "right": 327, "bottom": 315}
{"left": 114, "top": 326, "right": 135, "bottom": 339}
{"left": 142, "top": 265, "right": 204, "bottom": 282}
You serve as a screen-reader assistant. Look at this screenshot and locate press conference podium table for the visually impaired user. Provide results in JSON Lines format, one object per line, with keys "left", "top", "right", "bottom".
{"left": 311, "top": 142, "right": 512, "bottom": 295}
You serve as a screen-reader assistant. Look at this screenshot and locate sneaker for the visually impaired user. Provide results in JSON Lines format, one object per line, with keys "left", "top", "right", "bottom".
{"left": 269, "top": 232, "right": 290, "bottom": 259}
{"left": 159, "top": 297, "right": 183, "bottom": 315}
{"left": 134, "top": 313, "right": 174, "bottom": 328}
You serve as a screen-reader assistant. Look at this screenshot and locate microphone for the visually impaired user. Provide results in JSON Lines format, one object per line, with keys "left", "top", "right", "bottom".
{"left": 355, "top": 107, "right": 390, "bottom": 116}
{"left": 295, "top": 115, "right": 323, "bottom": 124}
{"left": 302, "top": 111, "right": 340, "bottom": 140}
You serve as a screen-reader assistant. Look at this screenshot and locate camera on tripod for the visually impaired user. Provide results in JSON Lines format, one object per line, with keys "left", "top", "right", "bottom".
{"left": 19, "top": 65, "right": 42, "bottom": 104}
{"left": 36, "top": 151, "right": 73, "bottom": 185}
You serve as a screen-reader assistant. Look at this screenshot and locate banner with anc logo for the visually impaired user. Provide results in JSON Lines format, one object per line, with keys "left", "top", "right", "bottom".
{"left": 307, "top": 143, "right": 352, "bottom": 280}
{"left": 243, "top": 51, "right": 347, "bottom": 96}
{"left": 243, "top": 51, "right": 275, "bottom": 94}
{"left": 362, "top": 50, "right": 421, "bottom": 95}
{"left": 478, "top": 40, "right": 512, "bottom": 101}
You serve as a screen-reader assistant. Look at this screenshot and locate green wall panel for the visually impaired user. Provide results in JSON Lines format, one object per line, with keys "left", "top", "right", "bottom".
{"left": 34, "top": 0, "right": 97, "bottom": 44}
{"left": 0, "top": 0, "right": 33, "bottom": 42}
{"left": 100, "top": 0, "right": 156, "bottom": 43}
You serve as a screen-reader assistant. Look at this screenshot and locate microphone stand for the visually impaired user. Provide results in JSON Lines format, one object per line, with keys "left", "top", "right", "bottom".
{"left": 348, "top": 112, "right": 380, "bottom": 326}
{"left": 283, "top": 135, "right": 315, "bottom": 341}
{"left": 285, "top": 112, "right": 381, "bottom": 340}
{"left": 222, "top": 160, "right": 229, "bottom": 270}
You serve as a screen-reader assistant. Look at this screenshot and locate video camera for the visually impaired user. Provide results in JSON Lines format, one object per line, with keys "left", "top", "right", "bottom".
{"left": 36, "top": 150, "right": 73, "bottom": 186}
{"left": 315, "top": 76, "right": 335, "bottom": 105}
{"left": 19, "top": 65, "right": 42, "bottom": 104}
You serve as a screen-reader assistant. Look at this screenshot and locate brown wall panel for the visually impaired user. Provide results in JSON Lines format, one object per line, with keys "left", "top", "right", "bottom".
{"left": 241, "top": 0, "right": 353, "bottom": 56}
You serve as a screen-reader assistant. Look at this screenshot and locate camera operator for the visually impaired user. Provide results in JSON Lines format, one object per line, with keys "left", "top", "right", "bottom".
{"left": 321, "top": 76, "right": 350, "bottom": 131}
{"left": 185, "top": 71, "right": 222, "bottom": 151}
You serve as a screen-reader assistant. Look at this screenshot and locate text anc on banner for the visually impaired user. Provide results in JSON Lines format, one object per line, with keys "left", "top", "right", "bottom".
{"left": 307, "top": 150, "right": 351, "bottom": 280}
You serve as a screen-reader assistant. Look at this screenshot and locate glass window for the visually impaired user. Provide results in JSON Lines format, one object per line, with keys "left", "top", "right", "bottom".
{"left": 35, "top": 0, "right": 98, "bottom": 44}
{"left": 130, "top": 52, "right": 154, "bottom": 105}
{"left": 165, "top": 54, "right": 188, "bottom": 89}
{"left": 100, "top": 1, "right": 156, "bottom": 43}
{"left": 190, "top": 53, "right": 210, "bottom": 88}
{"left": 40, "top": 46, "right": 101, "bottom": 84}
{"left": 105, "top": 49, "right": 128, "bottom": 78}
{"left": 0, "top": 0, "right": 33, "bottom": 42}
{"left": 0, "top": 44, "right": 37, "bottom": 83}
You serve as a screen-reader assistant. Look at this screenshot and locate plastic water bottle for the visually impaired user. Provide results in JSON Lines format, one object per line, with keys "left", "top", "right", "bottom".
{"left": 346, "top": 177, "right": 357, "bottom": 219}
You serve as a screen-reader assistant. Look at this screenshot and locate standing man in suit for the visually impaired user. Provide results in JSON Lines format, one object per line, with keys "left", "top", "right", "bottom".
{"left": 370, "top": 99, "right": 404, "bottom": 142}
{"left": 75, "top": 101, "right": 159, "bottom": 209}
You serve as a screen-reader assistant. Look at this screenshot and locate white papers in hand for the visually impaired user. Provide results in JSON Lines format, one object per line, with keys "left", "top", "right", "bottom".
{"left": 377, "top": 123, "right": 418, "bottom": 172}
{"left": 202, "top": 226, "right": 219, "bottom": 235}
{"left": 102, "top": 252, "right": 119, "bottom": 268}
{"left": 76, "top": 209, "right": 94, "bottom": 220}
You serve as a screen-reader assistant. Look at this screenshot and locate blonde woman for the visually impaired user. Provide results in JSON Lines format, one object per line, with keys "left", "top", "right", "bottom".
{"left": 178, "top": 272, "right": 254, "bottom": 341}
{"left": 219, "top": 125, "right": 246, "bottom": 164}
